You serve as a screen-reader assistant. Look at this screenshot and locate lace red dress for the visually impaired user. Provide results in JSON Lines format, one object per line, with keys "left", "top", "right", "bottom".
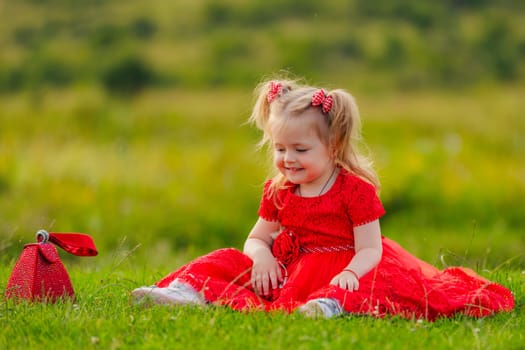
{"left": 156, "top": 170, "right": 514, "bottom": 320}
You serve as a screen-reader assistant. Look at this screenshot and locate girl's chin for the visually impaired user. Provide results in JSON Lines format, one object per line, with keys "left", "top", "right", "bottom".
{"left": 283, "top": 172, "right": 305, "bottom": 183}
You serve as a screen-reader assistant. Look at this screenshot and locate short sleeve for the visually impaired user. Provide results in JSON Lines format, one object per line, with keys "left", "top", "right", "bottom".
{"left": 257, "top": 180, "right": 279, "bottom": 221}
{"left": 347, "top": 179, "right": 385, "bottom": 226}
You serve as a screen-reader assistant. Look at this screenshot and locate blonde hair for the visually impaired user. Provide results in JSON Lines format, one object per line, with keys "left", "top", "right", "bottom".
{"left": 249, "top": 78, "right": 380, "bottom": 198}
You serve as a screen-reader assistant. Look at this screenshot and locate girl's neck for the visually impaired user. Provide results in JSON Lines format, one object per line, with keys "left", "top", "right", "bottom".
{"left": 297, "top": 167, "right": 339, "bottom": 197}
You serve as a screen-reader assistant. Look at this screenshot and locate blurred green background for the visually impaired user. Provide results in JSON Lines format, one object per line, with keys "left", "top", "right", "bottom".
{"left": 0, "top": 0, "right": 524, "bottom": 270}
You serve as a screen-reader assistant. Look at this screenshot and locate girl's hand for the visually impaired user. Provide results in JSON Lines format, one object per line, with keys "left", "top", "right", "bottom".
{"left": 330, "top": 220, "right": 383, "bottom": 292}
{"left": 251, "top": 251, "right": 283, "bottom": 297}
{"left": 244, "top": 218, "right": 283, "bottom": 296}
{"left": 330, "top": 270, "right": 359, "bottom": 292}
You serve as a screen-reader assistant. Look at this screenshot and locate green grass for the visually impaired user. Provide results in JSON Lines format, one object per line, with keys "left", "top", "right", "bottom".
{"left": 0, "top": 258, "right": 523, "bottom": 350}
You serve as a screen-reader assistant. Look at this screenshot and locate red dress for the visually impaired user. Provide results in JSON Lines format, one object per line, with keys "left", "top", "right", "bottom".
{"left": 156, "top": 170, "right": 514, "bottom": 320}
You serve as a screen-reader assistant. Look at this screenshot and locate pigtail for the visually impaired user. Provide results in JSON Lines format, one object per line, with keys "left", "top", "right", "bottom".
{"left": 249, "top": 81, "right": 272, "bottom": 132}
{"left": 249, "top": 80, "right": 297, "bottom": 128}
{"left": 249, "top": 79, "right": 298, "bottom": 204}
{"left": 249, "top": 79, "right": 298, "bottom": 149}
{"left": 327, "top": 89, "right": 380, "bottom": 190}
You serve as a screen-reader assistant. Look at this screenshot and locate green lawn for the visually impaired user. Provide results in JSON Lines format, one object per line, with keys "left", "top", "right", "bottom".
{"left": 0, "top": 260, "right": 523, "bottom": 349}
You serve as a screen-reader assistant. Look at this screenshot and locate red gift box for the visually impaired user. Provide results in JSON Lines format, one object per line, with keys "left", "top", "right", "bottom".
{"left": 5, "top": 230, "right": 98, "bottom": 302}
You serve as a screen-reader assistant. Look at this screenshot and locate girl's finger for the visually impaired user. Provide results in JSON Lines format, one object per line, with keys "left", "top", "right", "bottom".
{"left": 277, "top": 266, "right": 283, "bottom": 283}
{"left": 269, "top": 271, "right": 278, "bottom": 290}
{"left": 353, "top": 280, "right": 360, "bottom": 291}
{"left": 342, "top": 278, "right": 353, "bottom": 292}
{"left": 262, "top": 275, "right": 270, "bottom": 295}
{"left": 252, "top": 274, "right": 262, "bottom": 294}
{"left": 329, "top": 276, "right": 338, "bottom": 286}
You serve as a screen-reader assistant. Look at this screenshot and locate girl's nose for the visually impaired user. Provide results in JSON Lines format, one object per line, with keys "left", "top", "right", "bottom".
{"left": 283, "top": 151, "right": 294, "bottom": 163}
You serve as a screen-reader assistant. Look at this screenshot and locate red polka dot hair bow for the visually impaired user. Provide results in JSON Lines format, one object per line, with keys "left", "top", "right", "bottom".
{"left": 267, "top": 81, "right": 283, "bottom": 103}
{"left": 311, "top": 89, "right": 333, "bottom": 113}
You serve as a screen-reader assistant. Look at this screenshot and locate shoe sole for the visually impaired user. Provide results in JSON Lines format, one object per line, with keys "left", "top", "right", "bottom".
{"left": 297, "top": 302, "right": 325, "bottom": 318}
{"left": 132, "top": 287, "right": 202, "bottom": 307}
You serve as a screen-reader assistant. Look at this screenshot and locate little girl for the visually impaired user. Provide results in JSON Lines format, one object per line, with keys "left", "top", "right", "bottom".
{"left": 132, "top": 79, "right": 514, "bottom": 320}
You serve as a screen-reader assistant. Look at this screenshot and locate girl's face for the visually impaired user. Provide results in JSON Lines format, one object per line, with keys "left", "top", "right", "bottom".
{"left": 270, "top": 109, "right": 334, "bottom": 192}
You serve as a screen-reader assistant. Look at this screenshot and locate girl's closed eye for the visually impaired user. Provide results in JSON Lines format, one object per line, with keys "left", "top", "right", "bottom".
{"left": 296, "top": 148, "right": 308, "bottom": 153}
{"left": 273, "top": 143, "right": 285, "bottom": 152}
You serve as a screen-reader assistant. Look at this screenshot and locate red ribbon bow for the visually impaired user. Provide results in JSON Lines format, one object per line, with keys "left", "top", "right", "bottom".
{"left": 311, "top": 89, "right": 333, "bottom": 113}
{"left": 37, "top": 230, "right": 98, "bottom": 256}
{"left": 267, "top": 81, "right": 283, "bottom": 103}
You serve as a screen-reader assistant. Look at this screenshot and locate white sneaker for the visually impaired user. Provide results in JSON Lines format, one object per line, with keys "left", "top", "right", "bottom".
{"left": 132, "top": 284, "right": 205, "bottom": 306}
{"left": 297, "top": 298, "right": 343, "bottom": 318}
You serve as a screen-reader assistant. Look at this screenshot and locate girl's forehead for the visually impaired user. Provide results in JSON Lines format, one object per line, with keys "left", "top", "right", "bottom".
{"left": 270, "top": 114, "right": 314, "bottom": 137}
{"left": 268, "top": 109, "right": 328, "bottom": 142}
